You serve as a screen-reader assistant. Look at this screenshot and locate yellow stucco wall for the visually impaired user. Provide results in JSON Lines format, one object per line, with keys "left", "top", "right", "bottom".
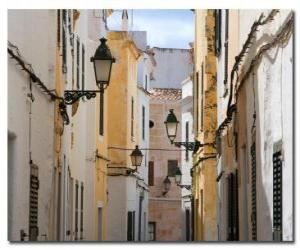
{"left": 106, "top": 31, "right": 141, "bottom": 170}
{"left": 192, "top": 9, "right": 218, "bottom": 241}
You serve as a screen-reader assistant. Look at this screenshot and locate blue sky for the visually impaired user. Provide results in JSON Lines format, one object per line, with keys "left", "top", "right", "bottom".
{"left": 107, "top": 9, "right": 194, "bottom": 49}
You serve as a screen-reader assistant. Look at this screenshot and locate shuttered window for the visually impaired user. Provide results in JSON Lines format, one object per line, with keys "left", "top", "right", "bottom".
{"left": 81, "top": 45, "right": 85, "bottom": 91}
{"left": 201, "top": 63, "right": 204, "bottom": 131}
{"left": 62, "top": 9, "right": 67, "bottom": 73}
{"left": 273, "top": 145, "right": 283, "bottom": 241}
{"left": 57, "top": 10, "right": 61, "bottom": 45}
{"left": 251, "top": 142, "right": 257, "bottom": 240}
{"left": 142, "top": 106, "right": 145, "bottom": 140}
{"left": 75, "top": 181, "right": 79, "bottom": 240}
{"left": 80, "top": 183, "right": 84, "bottom": 240}
{"left": 127, "top": 211, "right": 135, "bottom": 241}
{"left": 76, "top": 37, "right": 80, "bottom": 89}
{"left": 29, "top": 163, "right": 39, "bottom": 241}
{"left": 196, "top": 72, "right": 199, "bottom": 132}
{"left": 215, "top": 9, "right": 222, "bottom": 56}
{"left": 148, "top": 222, "right": 156, "bottom": 241}
{"left": 224, "top": 10, "right": 229, "bottom": 86}
{"left": 131, "top": 97, "right": 134, "bottom": 138}
{"left": 168, "top": 160, "right": 178, "bottom": 177}
{"left": 227, "top": 171, "right": 239, "bottom": 241}
{"left": 148, "top": 161, "right": 154, "bottom": 186}
{"left": 185, "top": 121, "right": 189, "bottom": 161}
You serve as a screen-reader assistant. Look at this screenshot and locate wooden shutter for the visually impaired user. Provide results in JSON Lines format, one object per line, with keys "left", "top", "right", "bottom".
{"left": 142, "top": 106, "right": 145, "bottom": 140}
{"left": 76, "top": 37, "right": 80, "bottom": 89}
{"left": 273, "top": 145, "right": 283, "bottom": 241}
{"left": 81, "top": 44, "right": 85, "bottom": 91}
{"left": 224, "top": 10, "right": 229, "bottom": 86}
{"left": 251, "top": 142, "right": 257, "bottom": 240}
{"left": 215, "top": 10, "right": 222, "bottom": 56}
{"left": 148, "top": 161, "right": 154, "bottom": 186}
{"left": 185, "top": 121, "right": 189, "bottom": 161}
{"left": 127, "top": 211, "right": 135, "bottom": 241}
{"left": 80, "top": 183, "right": 84, "bottom": 240}
{"left": 29, "top": 163, "right": 39, "bottom": 241}
{"left": 75, "top": 181, "right": 79, "bottom": 240}
{"left": 62, "top": 9, "right": 67, "bottom": 73}
{"left": 227, "top": 171, "right": 239, "bottom": 241}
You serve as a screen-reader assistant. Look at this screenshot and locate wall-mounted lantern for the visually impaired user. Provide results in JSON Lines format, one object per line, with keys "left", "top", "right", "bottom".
{"left": 64, "top": 37, "right": 115, "bottom": 105}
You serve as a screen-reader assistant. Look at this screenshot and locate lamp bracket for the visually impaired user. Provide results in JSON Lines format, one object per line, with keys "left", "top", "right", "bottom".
{"left": 64, "top": 90, "right": 104, "bottom": 105}
{"left": 173, "top": 140, "right": 215, "bottom": 152}
{"left": 177, "top": 184, "right": 192, "bottom": 190}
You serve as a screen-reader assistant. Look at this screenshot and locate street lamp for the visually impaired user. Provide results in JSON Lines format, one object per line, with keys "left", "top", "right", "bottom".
{"left": 164, "top": 109, "right": 214, "bottom": 152}
{"left": 64, "top": 37, "right": 115, "bottom": 105}
{"left": 175, "top": 167, "right": 191, "bottom": 190}
{"left": 164, "top": 109, "right": 179, "bottom": 144}
{"left": 91, "top": 37, "right": 116, "bottom": 90}
{"left": 162, "top": 176, "right": 171, "bottom": 196}
{"left": 130, "top": 145, "right": 143, "bottom": 172}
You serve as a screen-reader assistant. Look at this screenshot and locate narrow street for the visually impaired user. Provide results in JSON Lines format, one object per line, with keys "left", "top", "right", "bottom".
{"left": 7, "top": 9, "right": 294, "bottom": 242}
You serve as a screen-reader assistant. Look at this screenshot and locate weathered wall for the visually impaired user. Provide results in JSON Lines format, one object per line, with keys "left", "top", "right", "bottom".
{"left": 148, "top": 94, "right": 184, "bottom": 241}
{"left": 8, "top": 9, "right": 56, "bottom": 241}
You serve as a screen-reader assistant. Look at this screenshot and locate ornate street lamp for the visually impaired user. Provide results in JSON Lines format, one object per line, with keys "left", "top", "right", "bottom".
{"left": 64, "top": 37, "right": 115, "bottom": 105}
{"left": 163, "top": 176, "right": 171, "bottom": 194}
{"left": 130, "top": 145, "right": 144, "bottom": 172}
{"left": 164, "top": 109, "right": 214, "bottom": 152}
{"left": 175, "top": 167, "right": 191, "bottom": 190}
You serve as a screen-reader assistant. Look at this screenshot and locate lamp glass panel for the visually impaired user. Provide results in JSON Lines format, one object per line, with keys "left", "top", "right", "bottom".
{"left": 166, "top": 122, "right": 177, "bottom": 140}
{"left": 94, "top": 59, "right": 112, "bottom": 83}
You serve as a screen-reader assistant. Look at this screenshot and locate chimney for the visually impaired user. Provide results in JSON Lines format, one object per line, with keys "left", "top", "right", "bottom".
{"left": 122, "top": 9, "right": 128, "bottom": 31}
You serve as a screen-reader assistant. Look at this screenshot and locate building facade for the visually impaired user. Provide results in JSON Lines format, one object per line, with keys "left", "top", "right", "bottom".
{"left": 215, "top": 9, "right": 294, "bottom": 241}
{"left": 8, "top": 9, "right": 111, "bottom": 241}
{"left": 148, "top": 88, "right": 184, "bottom": 241}
{"left": 180, "top": 77, "right": 194, "bottom": 241}
{"left": 192, "top": 9, "right": 218, "bottom": 241}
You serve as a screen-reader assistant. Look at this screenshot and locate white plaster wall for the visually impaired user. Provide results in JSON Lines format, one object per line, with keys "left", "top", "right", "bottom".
{"left": 239, "top": 9, "right": 294, "bottom": 241}
{"left": 181, "top": 78, "right": 193, "bottom": 240}
{"left": 7, "top": 9, "right": 56, "bottom": 241}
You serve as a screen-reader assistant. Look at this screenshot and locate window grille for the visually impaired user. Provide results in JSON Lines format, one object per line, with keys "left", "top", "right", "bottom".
{"left": 215, "top": 10, "right": 222, "bottom": 56}
{"left": 127, "top": 211, "right": 135, "bottom": 241}
{"left": 80, "top": 183, "right": 84, "bottom": 240}
{"left": 81, "top": 44, "right": 85, "bottom": 91}
{"left": 75, "top": 181, "right": 79, "bottom": 240}
{"left": 148, "top": 222, "right": 156, "bottom": 241}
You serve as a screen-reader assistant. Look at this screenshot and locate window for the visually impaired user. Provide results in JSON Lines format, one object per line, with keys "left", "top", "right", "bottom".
{"left": 273, "top": 142, "right": 283, "bottom": 241}
{"left": 224, "top": 9, "right": 229, "bottom": 86}
{"left": 148, "top": 222, "right": 156, "bottom": 241}
{"left": 142, "top": 106, "right": 145, "bottom": 140}
{"left": 80, "top": 182, "right": 84, "bottom": 240}
{"left": 62, "top": 9, "right": 67, "bottom": 73}
{"left": 215, "top": 9, "right": 222, "bottom": 56}
{"left": 195, "top": 72, "right": 199, "bottom": 133}
{"left": 145, "top": 75, "right": 148, "bottom": 90}
{"left": 81, "top": 44, "right": 85, "bottom": 91}
{"left": 57, "top": 10, "right": 61, "bottom": 45}
{"left": 250, "top": 141, "right": 257, "bottom": 240}
{"left": 148, "top": 161, "right": 154, "bottom": 186}
{"left": 227, "top": 171, "right": 239, "bottom": 241}
{"left": 76, "top": 37, "right": 80, "bottom": 89}
{"left": 201, "top": 63, "right": 204, "bottom": 131}
{"left": 185, "top": 121, "right": 189, "bottom": 161}
{"left": 131, "top": 97, "right": 134, "bottom": 138}
{"left": 75, "top": 181, "right": 79, "bottom": 240}
{"left": 99, "top": 91, "right": 104, "bottom": 136}
{"left": 168, "top": 160, "right": 178, "bottom": 177}
{"left": 127, "top": 211, "right": 135, "bottom": 241}
{"left": 29, "top": 163, "right": 39, "bottom": 241}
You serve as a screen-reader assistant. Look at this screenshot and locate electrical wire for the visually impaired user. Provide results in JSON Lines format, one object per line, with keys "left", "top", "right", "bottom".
{"left": 108, "top": 146, "right": 186, "bottom": 152}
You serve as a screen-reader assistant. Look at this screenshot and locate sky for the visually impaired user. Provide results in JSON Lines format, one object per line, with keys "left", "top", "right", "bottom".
{"left": 107, "top": 9, "right": 194, "bottom": 49}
